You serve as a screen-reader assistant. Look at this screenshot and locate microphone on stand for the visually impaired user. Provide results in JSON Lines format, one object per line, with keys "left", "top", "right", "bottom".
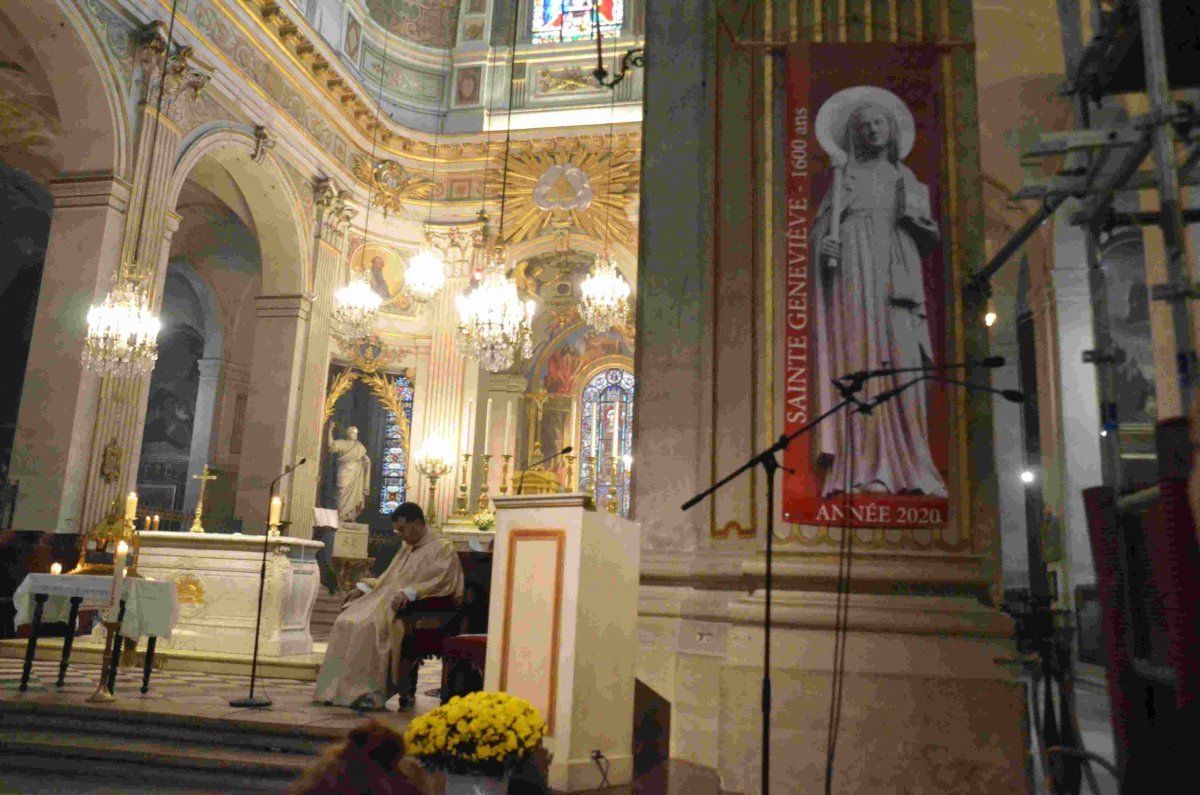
{"left": 230, "top": 457, "right": 308, "bottom": 709}
{"left": 838, "top": 356, "right": 1006, "bottom": 385}
{"left": 517, "top": 446, "right": 573, "bottom": 496}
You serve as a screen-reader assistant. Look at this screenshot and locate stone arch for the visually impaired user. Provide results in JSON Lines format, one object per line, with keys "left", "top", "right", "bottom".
{"left": 170, "top": 260, "right": 224, "bottom": 360}
{"left": 167, "top": 127, "right": 309, "bottom": 295}
{"left": 0, "top": 1, "right": 129, "bottom": 177}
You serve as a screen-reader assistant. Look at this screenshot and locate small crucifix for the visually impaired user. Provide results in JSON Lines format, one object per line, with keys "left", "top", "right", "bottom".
{"left": 189, "top": 464, "right": 218, "bottom": 534}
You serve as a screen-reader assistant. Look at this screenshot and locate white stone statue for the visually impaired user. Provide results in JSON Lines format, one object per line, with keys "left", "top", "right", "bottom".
{"left": 326, "top": 422, "right": 371, "bottom": 522}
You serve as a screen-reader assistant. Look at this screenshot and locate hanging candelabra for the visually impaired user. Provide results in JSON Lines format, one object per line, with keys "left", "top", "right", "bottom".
{"left": 454, "top": 2, "right": 535, "bottom": 373}
{"left": 579, "top": 257, "right": 630, "bottom": 333}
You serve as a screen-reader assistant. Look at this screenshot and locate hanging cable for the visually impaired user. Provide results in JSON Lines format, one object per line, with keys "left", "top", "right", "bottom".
{"left": 497, "top": 0, "right": 522, "bottom": 242}
{"left": 824, "top": 409, "right": 857, "bottom": 795}
{"left": 360, "top": 7, "right": 395, "bottom": 252}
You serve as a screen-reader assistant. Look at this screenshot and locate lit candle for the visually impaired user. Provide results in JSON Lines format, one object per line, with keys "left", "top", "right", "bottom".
{"left": 50, "top": 562, "right": 62, "bottom": 575}
{"left": 569, "top": 402, "right": 577, "bottom": 450}
{"left": 505, "top": 401, "right": 515, "bottom": 454}
{"left": 124, "top": 492, "right": 138, "bottom": 522}
{"left": 111, "top": 540, "right": 128, "bottom": 604}
{"left": 143, "top": 516, "right": 151, "bottom": 532}
{"left": 152, "top": 515, "right": 160, "bottom": 532}
{"left": 269, "top": 495, "right": 283, "bottom": 526}
{"left": 611, "top": 405, "right": 620, "bottom": 461}
{"left": 623, "top": 454, "right": 632, "bottom": 473}
{"left": 464, "top": 398, "right": 474, "bottom": 453}
{"left": 483, "top": 398, "right": 493, "bottom": 451}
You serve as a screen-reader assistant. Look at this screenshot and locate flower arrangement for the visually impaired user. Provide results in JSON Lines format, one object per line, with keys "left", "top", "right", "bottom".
{"left": 472, "top": 509, "right": 496, "bottom": 531}
{"left": 403, "top": 691, "right": 546, "bottom": 778}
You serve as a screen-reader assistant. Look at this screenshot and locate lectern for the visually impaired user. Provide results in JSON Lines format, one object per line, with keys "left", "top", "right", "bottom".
{"left": 486, "top": 493, "right": 640, "bottom": 791}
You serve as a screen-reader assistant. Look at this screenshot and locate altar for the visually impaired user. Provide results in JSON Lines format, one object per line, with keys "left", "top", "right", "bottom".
{"left": 121, "top": 531, "right": 324, "bottom": 657}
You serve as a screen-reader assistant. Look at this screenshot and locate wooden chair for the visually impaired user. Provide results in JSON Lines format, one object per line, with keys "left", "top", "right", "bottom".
{"left": 394, "top": 596, "right": 463, "bottom": 706}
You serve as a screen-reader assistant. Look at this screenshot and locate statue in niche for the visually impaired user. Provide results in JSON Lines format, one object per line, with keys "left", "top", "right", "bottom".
{"left": 326, "top": 422, "right": 371, "bottom": 523}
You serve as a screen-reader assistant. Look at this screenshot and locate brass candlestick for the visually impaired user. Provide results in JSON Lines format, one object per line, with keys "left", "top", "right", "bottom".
{"left": 564, "top": 455, "right": 576, "bottom": 493}
{"left": 500, "top": 454, "right": 512, "bottom": 496}
{"left": 606, "top": 458, "right": 620, "bottom": 514}
{"left": 418, "top": 455, "right": 453, "bottom": 527}
{"left": 86, "top": 620, "right": 119, "bottom": 703}
{"left": 455, "top": 453, "right": 472, "bottom": 516}
{"left": 477, "top": 454, "right": 492, "bottom": 511}
{"left": 268, "top": 521, "right": 281, "bottom": 538}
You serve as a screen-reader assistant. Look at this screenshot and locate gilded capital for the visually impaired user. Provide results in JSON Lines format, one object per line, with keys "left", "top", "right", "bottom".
{"left": 314, "top": 178, "right": 357, "bottom": 241}
{"left": 137, "top": 22, "right": 212, "bottom": 118}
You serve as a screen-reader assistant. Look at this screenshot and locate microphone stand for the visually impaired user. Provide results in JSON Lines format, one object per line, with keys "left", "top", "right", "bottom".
{"left": 681, "top": 369, "right": 1021, "bottom": 794}
{"left": 230, "top": 459, "right": 305, "bottom": 708}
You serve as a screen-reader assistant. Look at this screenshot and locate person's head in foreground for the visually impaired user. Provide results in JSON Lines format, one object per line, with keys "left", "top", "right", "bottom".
{"left": 290, "top": 719, "right": 431, "bottom": 795}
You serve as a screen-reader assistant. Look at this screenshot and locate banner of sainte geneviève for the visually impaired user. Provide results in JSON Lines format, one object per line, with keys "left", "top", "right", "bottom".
{"left": 782, "top": 43, "right": 950, "bottom": 529}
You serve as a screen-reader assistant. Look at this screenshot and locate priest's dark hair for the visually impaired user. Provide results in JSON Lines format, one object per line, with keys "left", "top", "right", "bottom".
{"left": 390, "top": 502, "right": 425, "bottom": 524}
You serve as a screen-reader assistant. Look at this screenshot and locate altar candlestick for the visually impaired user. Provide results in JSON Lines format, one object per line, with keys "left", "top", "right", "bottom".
{"left": 505, "top": 401, "right": 515, "bottom": 454}
{"left": 483, "top": 398, "right": 493, "bottom": 450}
{"left": 111, "top": 541, "right": 128, "bottom": 604}
{"left": 50, "top": 563, "right": 62, "bottom": 575}
{"left": 152, "top": 515, "right": 160, "bottom": 532}
{"left": 124, "top": 492, "right": 138, "bottom": 522}
{"left": 269, "top": 496, "right": 282, "bottom": 527}
{"left": 143, "top": 516, "right": 151, "bottom": 532}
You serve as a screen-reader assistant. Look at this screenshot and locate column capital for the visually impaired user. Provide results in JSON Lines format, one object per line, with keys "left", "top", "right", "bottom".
{"left": 137, "top": 21, "right": 213, "bottom": 120}
{"left": 49, "top": 173, "right": 132, "bottom": 212}
{"left": 314, "top": 178, "right": 357, "bottom": 241}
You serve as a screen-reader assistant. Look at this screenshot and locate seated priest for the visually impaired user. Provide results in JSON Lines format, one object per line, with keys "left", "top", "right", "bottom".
{"left": 314, "top": 502, "right": 464, "bottom": 711}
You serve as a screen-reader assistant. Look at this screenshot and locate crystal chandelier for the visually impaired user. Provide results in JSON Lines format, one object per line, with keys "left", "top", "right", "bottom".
{"left": 456, "top": 247, "right": 536, "bottom": 373}
{"left": 332, "top": 278, "right": 383, "bottom": 339}
{"left": 404, "top": 246, "right": 447, "bottom": 306}
{"left": 580, "top": 257, "right": 630, "bottom": 333}
{"left": 83, "top": 272, "right": 161, "bottom": 377}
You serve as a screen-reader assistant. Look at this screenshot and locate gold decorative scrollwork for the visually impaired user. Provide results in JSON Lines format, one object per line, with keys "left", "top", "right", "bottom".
{"left": 322, "top": 366, "right": 413, "bottom": 449}
{"left": 353, "top": 157, "right": 433, "bottom": 217}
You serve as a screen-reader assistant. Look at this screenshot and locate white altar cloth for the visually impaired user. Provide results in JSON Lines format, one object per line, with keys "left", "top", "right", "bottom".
{"left": 14, "top": 574, "right": 180, "bottom": 639}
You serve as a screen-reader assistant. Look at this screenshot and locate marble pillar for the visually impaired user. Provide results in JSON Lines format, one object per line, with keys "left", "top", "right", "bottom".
{"left": 234, "top": 294, "right": 311, "bottom": 532}
{"left": 285, "top": 180, "right": 356, "bottom": 540}
{"left": 9, "top": 174, "right": 130, "bottom": 533}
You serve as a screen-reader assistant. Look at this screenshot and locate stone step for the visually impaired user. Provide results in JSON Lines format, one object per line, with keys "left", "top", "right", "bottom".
{"left": 0, "top": 700, "right": 336, "bottom": 793}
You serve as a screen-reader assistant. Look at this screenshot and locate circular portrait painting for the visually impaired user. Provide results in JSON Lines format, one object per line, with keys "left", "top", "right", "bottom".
{"left": 349, "top": 243, "right": 414, "bottom": 313}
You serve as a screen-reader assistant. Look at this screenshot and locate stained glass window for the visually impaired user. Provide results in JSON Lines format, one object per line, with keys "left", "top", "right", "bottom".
{"left": 578, "top": 367, "right": 634, "bottom": 516}
{"left": 378, "top": 375, "right": 416, "bottom": 515}
{"left": 532, "top": 0, "right": 624, "bottom": 45}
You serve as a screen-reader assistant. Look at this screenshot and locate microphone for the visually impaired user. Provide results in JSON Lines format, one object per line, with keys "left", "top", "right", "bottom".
{"left": 934, "top": 377, "right": 1025, "bottom": 403}
{"left": 269, "top": 458, "right": 307, "bottom": 490}
{"left": 517, "top": 446, "right": 573, "bottom": 495}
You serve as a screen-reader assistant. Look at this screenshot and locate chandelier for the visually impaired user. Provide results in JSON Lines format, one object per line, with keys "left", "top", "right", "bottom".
{"left": 456, "top": 247, "right": 536, "bottom": 373}
{"left": 332, "top": 278, "right": 383, "bottom": 339}
{"left": 83, "top": 272, "right": 161, "bottom": 377}
{"left": 580, "top": 257, "right": 630, "bottom": 333}
{"left": 404, "top": 245, "right": 447, "bottom": 306}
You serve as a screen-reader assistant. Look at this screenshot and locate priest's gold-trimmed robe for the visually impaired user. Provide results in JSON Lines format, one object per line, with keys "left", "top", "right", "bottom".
{"left": 313, "top": 529, "right": 463, "bottom": 709}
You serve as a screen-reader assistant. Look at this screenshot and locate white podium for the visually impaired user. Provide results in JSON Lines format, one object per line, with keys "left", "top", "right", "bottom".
{"left": 485, "top": 494, "right": 640, "bottom": 792}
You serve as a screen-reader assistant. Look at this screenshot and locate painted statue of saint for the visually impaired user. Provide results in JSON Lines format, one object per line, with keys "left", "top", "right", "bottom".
{"left": 813, "top": 90, "right": 947, "bottom": 499}
{"left": 327, "top": 423, "right": 371, "bottom": 522}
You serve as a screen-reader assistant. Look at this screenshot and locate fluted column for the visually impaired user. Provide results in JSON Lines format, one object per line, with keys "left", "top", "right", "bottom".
{"left": 182, "top": 357, "right": 224, "bottom": 515}
{"left": 8, "top": 175, "right": 130, "bottom": 533}
{"left": 285, "top": 180, "right": 356, "bottom": 539}
{"left": 417, "top": 278, "right": 471, "bottom": 525}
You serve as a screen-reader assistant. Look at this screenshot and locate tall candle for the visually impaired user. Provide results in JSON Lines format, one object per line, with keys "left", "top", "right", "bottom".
{"left": 269, "top": 495, "right": 283, "bottom": 526}
{"left": 483, "top": 398, "right": 493, "bottom": 450}
{"left": 464, "top": 398, "right": 474, "bottom": 453}
{"left": 505, "top": 401, "right": 515, "bottom": 454}
{"left": 50, "top": 562, "right": 62, "bottom": 575}
{"left": 124, "top": 492, "right": 138, "bottom": 522}
{"left": 111, "top": 540, "right": 128, "bottom": 605}
{"left": 611, "top": 404, "right": 621, "bottom": 461}
{"left": 152, "top": 515, "right": 160, "bottom": 532}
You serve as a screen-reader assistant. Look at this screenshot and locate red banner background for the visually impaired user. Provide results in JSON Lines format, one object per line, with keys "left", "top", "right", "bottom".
{"left": 782, "top": 43, "right": 950, "bottom": 529}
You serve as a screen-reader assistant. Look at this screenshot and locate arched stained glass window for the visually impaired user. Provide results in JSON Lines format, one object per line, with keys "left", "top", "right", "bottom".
{"left": 379, "top": 374, "right": 416, "bottom": 515}
{"left": 532, "top": 0, "right": 624, "bottom": 45}
{"left": 578, "top": 367, "right": 634, "bottom": 516}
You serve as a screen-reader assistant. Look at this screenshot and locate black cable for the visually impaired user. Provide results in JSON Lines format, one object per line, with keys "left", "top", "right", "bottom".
{"left": 496, "top": 0, "right": 522, "bottom": 241}
{"left": 590, "top": 750, "right": 611, "bottom": 787}
{"left": 824, "top": 406, "right": 857, "bottom": 794}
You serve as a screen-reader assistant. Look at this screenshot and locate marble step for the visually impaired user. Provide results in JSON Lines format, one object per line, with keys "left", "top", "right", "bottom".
{"left": 0, "top": 700, "right": 337, "bottom": 792}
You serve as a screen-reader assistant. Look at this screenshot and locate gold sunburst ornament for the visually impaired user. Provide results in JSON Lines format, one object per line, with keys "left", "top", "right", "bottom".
{"left": 496, "top": 144, "right": 639, "bottom": 247}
